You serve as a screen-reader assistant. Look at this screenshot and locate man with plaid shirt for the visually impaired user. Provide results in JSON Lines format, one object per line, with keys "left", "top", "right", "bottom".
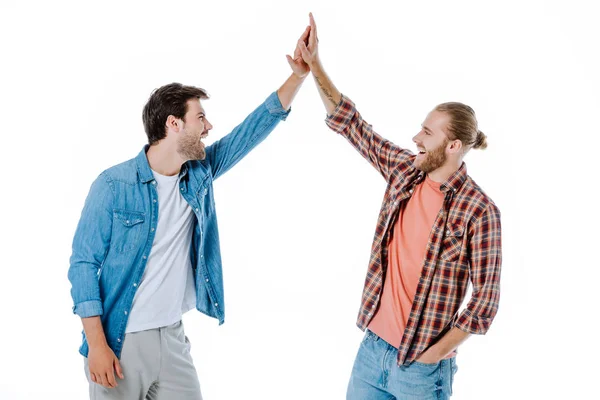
{"left": 295, "top": 14, "right": 502, "bottom": 399}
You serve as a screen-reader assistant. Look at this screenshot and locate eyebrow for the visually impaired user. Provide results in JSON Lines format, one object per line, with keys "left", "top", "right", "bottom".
{"left": 196, "top": 111, "right": 206, "bottom": 116}
{"left": 421, "top": 124, "right": 433, "bottom": 133}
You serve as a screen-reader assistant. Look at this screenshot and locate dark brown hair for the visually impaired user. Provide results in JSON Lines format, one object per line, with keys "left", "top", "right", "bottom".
{"left": 142, "top": 83, "right": 209, "bottom": 145}
{"left": 434, "top": 102, "right": 487, "bottom": 150}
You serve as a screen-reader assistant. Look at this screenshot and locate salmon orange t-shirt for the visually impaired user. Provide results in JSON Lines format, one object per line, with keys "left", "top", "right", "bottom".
{"left": 368, "top": 175, "right": 447, "bottom": 350}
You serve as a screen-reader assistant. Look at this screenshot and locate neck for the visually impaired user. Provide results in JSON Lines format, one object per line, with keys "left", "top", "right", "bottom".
{"left": 146, "top": 142, "right": 185, "bottom": 176}
{"left": 427, "top": 159, "right": 462, "bottom": 183}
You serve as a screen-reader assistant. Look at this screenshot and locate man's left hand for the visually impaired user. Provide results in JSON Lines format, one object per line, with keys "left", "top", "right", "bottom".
{"left": 286, "top": 25, "right": 311, "bottom": 78}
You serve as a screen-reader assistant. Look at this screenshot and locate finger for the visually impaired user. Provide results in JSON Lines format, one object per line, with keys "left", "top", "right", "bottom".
{"left": 298, "top": 40, "right": 311, "bottom": 61}
{"left": 286, "top": 54, "right": 295, "bottom": 69}
{"left": 309, "top": 12, "right": 317, "bottom": 45}
{"left": 114, "top": 358, "right": 124, "bottom": 380}
{"left": 91, "top": 372, "right": 97, "bottom": 384}
{"left": 293, "top": 43, "right": 302, "bottom": 59}
{"left": 107, "top": 369, "right": 117, "bottom": 388}
{"left": 99, "top": 373, "right": 108, "bottom": 387}
{"left": 299, "top": 25, "right": 310, "bottom": 43}
{"left": 298, "top": 27, "right": 310, "bottom": 57}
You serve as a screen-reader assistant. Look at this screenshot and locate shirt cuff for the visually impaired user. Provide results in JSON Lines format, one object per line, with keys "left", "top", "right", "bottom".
{"left": 324, "top": 94, "right": 355, "bottom": 134}
{"left": 454, "top": 309, "right": 492, "bottom": 335}
{"left": 72, "top": 300, "right": 103, "bottom": 318}
{"left": 265, "top": 91, "right": 291, "bottom": 120}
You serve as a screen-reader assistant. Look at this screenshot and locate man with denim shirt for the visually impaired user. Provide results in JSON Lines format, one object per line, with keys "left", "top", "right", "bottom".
{"left": 296, "top": 14, "right": 502, "bottom": 399}
{"left": 68, "top": 27, "right": 312, "bottom": 400}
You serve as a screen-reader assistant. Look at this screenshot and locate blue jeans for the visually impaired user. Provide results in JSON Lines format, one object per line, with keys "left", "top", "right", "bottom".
{"left": 347, "top": 330, "right": 457, "bottom": 400}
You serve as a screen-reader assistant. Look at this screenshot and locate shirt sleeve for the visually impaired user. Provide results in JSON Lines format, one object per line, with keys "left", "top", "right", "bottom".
{"left": 204, "top": 91, "right": 290, "bottom": 181}
{"left": 325, "top": 94, "right": 415, "bottom": 183}
{"left": 68, "top": 172, "right": 114, "bottom": 318}
{"left": 454, "top": 204, "right": 502, "bottom": 334}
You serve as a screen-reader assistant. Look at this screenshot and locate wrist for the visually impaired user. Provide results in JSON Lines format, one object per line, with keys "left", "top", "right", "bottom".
{"left": 422, "top": 344, "right": 441, "bottom": 359}
{"left": 292, "top": 71, "right": 308, "bottom": 81}
{"left": 88, "top": 337, "right": 109, "bottom": 349}
{"left": 309, "top": 58, "right": 323, "bottom": 71}
{"left": 432, "top": 345, "right": 450, "bottom": 360}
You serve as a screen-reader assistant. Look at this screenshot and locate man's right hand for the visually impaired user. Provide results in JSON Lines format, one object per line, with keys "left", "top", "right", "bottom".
{"left": 88, "top": 343, "right": 124, "bottom": 388}
{"left": 298, "top": 13, "right": 320, "bottom": 67}
{"left": 295, "top": 12, "right": 341, "bottom": 114}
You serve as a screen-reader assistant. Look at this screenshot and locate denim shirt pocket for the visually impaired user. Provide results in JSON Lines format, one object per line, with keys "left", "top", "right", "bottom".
{"left": 112, "top": 209, "right": 145, "bottom": 253}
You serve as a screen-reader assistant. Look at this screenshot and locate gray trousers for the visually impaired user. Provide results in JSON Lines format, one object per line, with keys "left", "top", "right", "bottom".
{"left": 84, "top": 320, "right": 203, "bottom": 400}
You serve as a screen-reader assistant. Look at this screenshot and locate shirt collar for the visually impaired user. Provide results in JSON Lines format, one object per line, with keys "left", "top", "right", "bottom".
{"left": 439, "top": 162, "right": 468, "bottom": 193}
{"left": 135, "top": 145, "right": 154, "bottom": 183}
{"left": 135, "top": 145, "right": 189, "bottom": 184}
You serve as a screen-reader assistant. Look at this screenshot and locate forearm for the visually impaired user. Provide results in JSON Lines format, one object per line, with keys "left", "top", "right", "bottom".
{"left": 455, "top": 206, "right": 502, "bottom": 333}
{"left": 310, "top": 60, "right": 341, "bottom": 115}
{"left": 277, "top": 73, "right": 306, "bottom": 111}
{"left": 82, "top": 316, "right": 108, "bottom": 349}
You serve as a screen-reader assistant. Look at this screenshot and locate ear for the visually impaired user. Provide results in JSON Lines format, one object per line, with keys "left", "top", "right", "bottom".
{"left": 165, "top": 115, "right": 184, "bottom": 134}
{"left": 447, "top": 139, "right": 463, "bottom": 155}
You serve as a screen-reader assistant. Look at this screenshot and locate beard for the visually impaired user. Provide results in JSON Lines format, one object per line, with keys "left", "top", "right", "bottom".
{"left": 177, "top": 127, "right": 206, "bottom": 161}
{"left": 415, "top": 138, "right": 449, "bottom": 173}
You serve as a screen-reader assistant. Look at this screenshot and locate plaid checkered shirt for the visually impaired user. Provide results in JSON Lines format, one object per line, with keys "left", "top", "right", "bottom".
{"left": 325, "top": 95, "right": 502, "bottom": 366}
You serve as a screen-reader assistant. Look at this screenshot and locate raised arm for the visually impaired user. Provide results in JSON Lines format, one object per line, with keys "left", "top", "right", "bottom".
{"left": 203, "top": 27, "right": 311, "bottom": 180}
{"left": 298, "top": 13, "right": 415, "bottom": 182}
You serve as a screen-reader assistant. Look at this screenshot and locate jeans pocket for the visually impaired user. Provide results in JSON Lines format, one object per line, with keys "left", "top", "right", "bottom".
{"left": 362, "top": 329, "right": 378, "bottom": 344}
{"left": 412, "top": 360, "right": 442, "bottom": 369}
{"left": 360, "top": 335, "right": 369, "bottom": 347}
{"left": 449, "top": 358, "right": 458, "bottom": 395}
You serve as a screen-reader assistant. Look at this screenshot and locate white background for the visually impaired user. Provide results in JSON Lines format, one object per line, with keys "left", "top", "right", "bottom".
{"left": 1, "top": 0, "right": 598, "bottom": 399}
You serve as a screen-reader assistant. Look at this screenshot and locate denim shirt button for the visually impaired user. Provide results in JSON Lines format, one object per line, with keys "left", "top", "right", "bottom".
{"left": 205, "top": 278, "right": 209, "bottom": 282}
{"left": 117, "top": 338, "right": 121, "bottom": 342}
{"left": 214, "top": 303, "right": 218, "bottom": 307}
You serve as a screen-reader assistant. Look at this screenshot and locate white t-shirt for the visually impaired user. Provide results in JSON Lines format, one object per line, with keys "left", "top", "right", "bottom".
{"left": 125, "top": 169, "right": 197, "bottom": 333}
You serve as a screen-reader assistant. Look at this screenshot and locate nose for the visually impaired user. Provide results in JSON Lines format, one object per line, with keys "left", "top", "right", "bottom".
{"left": 413, "top": 132, "right": 422, "bottom": 145}
{"left": 206, "top": 120, "right": 213, "bottom": 130}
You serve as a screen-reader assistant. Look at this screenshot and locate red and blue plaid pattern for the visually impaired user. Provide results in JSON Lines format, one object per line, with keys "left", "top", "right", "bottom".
{"left": 325, "top": 95, "right": 502, "bottom": 365}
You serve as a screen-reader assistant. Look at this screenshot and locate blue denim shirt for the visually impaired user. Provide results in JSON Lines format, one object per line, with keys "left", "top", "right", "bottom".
{"left": 68, "top": 92, "right": 289, "bottom": 358}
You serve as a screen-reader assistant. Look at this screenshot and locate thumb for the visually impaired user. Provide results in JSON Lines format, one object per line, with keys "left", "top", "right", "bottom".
{"left": 286, "top": 54, "right": 295, "bottom": 68}
{"left": 114, "top": 357, "right": 124, "bottom": 379}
